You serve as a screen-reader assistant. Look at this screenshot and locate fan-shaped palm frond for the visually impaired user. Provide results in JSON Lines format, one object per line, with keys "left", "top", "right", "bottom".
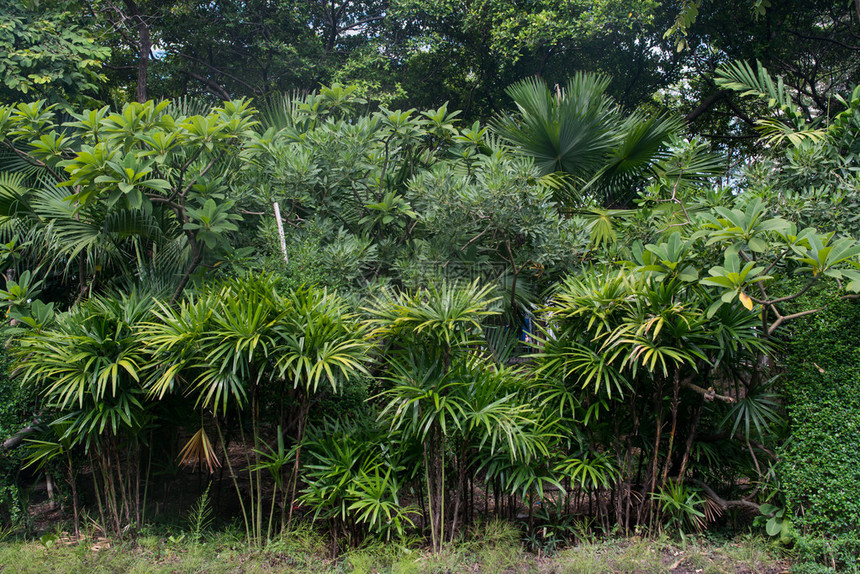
{"left": 587, "top": 114, "right": 685, "bottom": 205}
{"left": 258, "top": 91, "right": 307, "bottom": 132}
{"left": 0, "top": 171, "right": 32, "bottom": 240}
{"left": 493, "top": 74, "right": 683, "bottom": 207}
{"left": 166, "top": 95, "right": 214, "bottom": 118}
{"left": 492, "top": 74, "right": 617, "bottom": 179}
{"left": 364, "top": 279, "right": 499, "bottom": 349}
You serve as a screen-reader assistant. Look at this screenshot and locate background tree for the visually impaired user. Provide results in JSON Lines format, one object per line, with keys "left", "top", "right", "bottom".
{"left": 0, "top": 98, "right": 260, "bottom": 302}
{"left": 0, "top": 0, "right": 109, "bottom": 106}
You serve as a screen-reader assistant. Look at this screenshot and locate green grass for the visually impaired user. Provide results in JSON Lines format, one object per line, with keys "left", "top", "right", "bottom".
{"left": 0, "top": 525, "right": 788, "bottom": 574}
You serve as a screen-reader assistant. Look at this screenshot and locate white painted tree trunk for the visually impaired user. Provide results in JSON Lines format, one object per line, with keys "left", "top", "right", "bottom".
{"left": 273, "top": 202, "right": 289, "bottom": 264}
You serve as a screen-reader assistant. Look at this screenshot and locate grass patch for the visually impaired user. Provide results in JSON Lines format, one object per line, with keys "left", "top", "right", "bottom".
{"left": 0, "top": 528, "right": 789, "bottom": 573}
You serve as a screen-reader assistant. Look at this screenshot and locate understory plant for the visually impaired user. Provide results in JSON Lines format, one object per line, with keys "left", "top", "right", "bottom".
{"left": 144, "top": 275, "right": 369, "bottom": 545}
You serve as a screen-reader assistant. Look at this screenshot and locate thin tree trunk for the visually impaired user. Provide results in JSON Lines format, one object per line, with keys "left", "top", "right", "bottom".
{"left": 66, "top": 455, "right": 80, "bottom": 538}
{"left": 171, "top": 249, "right": 203, "bottom": 304}
{"left": 287, "top": 395, "right": 310, "bottom": 532}
{"left": 423, "top": 422, "right": 444, "bottom": 553}
{"left": 112, "top": 443, "right": 131, "bottom": 527}
{"left": 45, "top": 473, "right": 55, "bottom": 509}
{"left": 644, "top": 378, "right": 665, "bottom": 527}
{"left": 215, "top": 418, "right": 250, "bottom": 542}
{"left": 101, "top": 448, "right": 121, "bottom": 534}
{"left": 660, "top": 371, "right": 681, "bottom": 486}
{"left": 449, "top": 440, "right": 469, "bottom": 542}
{"left": 252, "top": 389, "right": 263, "bottom": 543}
{"left": 677, "top": 398, "right": 704, "bottom": 484}
{"left": 123, "top": 0, "right": 151, "bottom": 102}
{"left": 0, "top": 414, "right": 41, "bottom": 452}
{"left": 90, "top": 452, "right": 107, "bottom": 535}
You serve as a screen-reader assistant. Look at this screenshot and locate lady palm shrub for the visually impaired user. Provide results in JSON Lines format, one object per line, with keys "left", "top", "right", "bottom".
{"left": 532, "top": 186, "right": 860, "bottom": 536}
{"left": 16, "top": 290, "right": 156, "bottom": 536}
{"left": 651, "top": 480, "right": 708, "bottom": 539}
{"left": 533, "top": 238, "right": 770, "bottom": 532}
{"left": 144, "top": 275, "right": 369, "bottom": 545}
{"left": 299, "top": 414, "right": 416, "bottom": 548}
{"left": 366, "top": 280, "right": 554, "bottom": 552}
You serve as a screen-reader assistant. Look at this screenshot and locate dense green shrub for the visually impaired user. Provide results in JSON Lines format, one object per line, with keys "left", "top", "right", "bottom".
{"left": 0, "top": 346, "right": 30, "bottom": 526}
{"left": 780, "top": 296, "right": 860, "bottom": 570}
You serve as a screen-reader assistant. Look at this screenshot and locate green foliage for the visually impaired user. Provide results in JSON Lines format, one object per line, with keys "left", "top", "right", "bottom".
{"left": 0, "top": 345, "right": 30, "bottom": 527}
{"left": 367, "top": 279, "right": 552, "bottom": 551}
{"left": 147, "top": 277, "right": 368, "bottom": 410}
{"left": 0, "top": 65, "right": 857, "bottom": 557}
{"left": 0, "top": 532, "right": 785, "bottom": 573}
{"left": 779, "top": 295, "right": 860, "bottom": 570}
{"left": 651, "top": 480, "right": 707, "bottom": 538}
{"left": 187, "top": 483, "right": 214, "bottom": 543}
{"left": 15, "top": 290, "right": 156, "bottom": 534}
{"left": 530, "top": 178, "right": 860, "bottom": 534}
{"left": 0, "top": 97, "right": 260, "bottom": 301}
{"left": 492, "top": 73, "right": 683, "bottom": 206}
{"left": 716, "top": 60, "right": 826, "bottom": 146}
{"left": 0, "top": 0, "right": 108, "bottom": 105}
{"left": 299, "top": 415, "right": 416, "bottom": 544}
{"left": 755, "top": 502, "right": 794, "bottom": 544}
{"left": 145, "top": 275, "right": 369, "bottom": 544}
{"left": 18, "top": 291, "right": 152, "bottom": 412}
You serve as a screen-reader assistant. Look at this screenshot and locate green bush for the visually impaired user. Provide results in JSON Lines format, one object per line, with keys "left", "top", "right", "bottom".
{"left": 0, "top": 345, "right": 30, "bottom": 527}
{"left": 779, "top": 296, "right": 860, "bottom": 570}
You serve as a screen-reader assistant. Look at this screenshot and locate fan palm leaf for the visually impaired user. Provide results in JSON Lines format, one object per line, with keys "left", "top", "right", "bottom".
{"left": 493, "top": 73, "right": 683, "bottom": 207}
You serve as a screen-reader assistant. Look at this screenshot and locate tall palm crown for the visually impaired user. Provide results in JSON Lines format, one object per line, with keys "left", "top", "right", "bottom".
{"left": 492, "top": 73, "right": 684, "bottom": 207}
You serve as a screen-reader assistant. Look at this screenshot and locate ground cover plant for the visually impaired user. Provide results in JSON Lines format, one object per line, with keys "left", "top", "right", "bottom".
{"left": 2, "top": 2, "right": 860, "bottom": 572}
{"left": 0, "top": 522, "right": 790, "bottom": 574}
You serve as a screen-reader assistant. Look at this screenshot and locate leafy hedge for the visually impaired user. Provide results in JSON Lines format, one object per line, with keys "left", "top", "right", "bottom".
{"left": 0, "top": 346, "right": 28, "bottom": 526}
{"left": 780, "top": 295, "right": 860, "bottom": 570}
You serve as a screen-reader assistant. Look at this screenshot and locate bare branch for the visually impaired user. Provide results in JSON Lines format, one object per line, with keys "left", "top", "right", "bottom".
{"left": 0, "top": 413, "right": 42, "bottom": 453}
{"left": 680, "top": 378, "right": 736, "bottom": 403}
{"left": 686, "top": 478, "right": 761, "bottom": 512}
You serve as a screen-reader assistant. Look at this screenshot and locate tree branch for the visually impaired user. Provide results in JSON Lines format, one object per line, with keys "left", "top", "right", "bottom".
{"left": 183, "top": 70, "right": 231, "bottom": 101}
{"left": 685, "top": 90, "right": 729, "bottom": 123}
{"left": 680, "top": 378, "right": 735, "bottom": 403}
{"left": 0, "top": 413, "right": 42, "bottom": 453}
{"left": 788, "top": 29, "right": 860, "bottom": 52}
{"left": 177, "top": 52, "right": 260, "bottom": 95}
{"left": 686, "top": 478, "right": 760, "bottom": 512}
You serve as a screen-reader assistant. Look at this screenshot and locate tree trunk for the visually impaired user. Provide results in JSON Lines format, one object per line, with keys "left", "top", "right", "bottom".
{"left": 68, "top": 458, "right": 80, "bottom": 538}
{"left": 123, "top": 0, "right": 151, "bottom": 102}
{"left": 423, "top": 421, "right": 445, "bottom": 553}
{"left": 660, "top": 371, "right": 681, "bottom": 486}
{"left": 449, "top": 441, "right": 469, "bottom": 542}
{"left": 287, "top": 394, "right": 311, "bottom": 533}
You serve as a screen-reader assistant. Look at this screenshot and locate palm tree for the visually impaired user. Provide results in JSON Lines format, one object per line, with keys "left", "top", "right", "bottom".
{"left": 492, "top": 73, "right": 684, "bottom": 208}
